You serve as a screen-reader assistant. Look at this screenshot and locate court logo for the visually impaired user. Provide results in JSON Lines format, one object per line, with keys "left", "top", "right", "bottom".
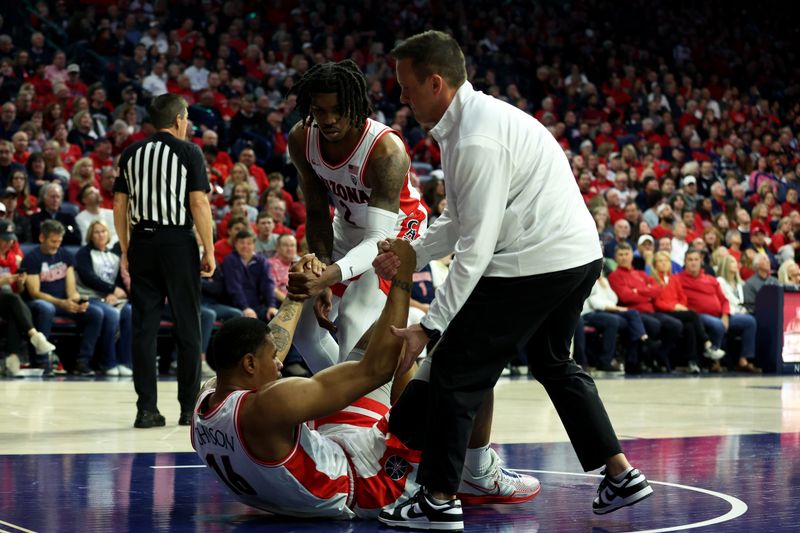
{"left": 384, "top": 455, "right": 410, "bottom": 480}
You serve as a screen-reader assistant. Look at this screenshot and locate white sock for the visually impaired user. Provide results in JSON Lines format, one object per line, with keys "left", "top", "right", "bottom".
{"left": 611, "top": 467, "right": 634, "bottom": 483}
{"left": 464, "top": 444, "right": 493, "bottom": 477}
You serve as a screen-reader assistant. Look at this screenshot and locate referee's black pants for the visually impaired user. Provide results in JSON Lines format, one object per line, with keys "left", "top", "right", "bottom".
{"left": 129, "top": 228, "right": 201, "bottom": 414}
{"left": 416, "top": 258, "right": 623, "bottom": 495}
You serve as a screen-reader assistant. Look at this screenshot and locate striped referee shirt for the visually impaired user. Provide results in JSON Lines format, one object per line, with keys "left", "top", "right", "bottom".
{"left": 114, "top": 132, "right": 209, "bottom": 227}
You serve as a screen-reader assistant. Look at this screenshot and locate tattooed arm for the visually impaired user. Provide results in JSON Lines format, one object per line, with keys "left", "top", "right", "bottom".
{"left": 266, "top": 254, "right": 323, "bottom": 362}
{"left": 268, "top": 298, "right": 303, "bottom": 363}
{"left": 264, "top": 239, "right": 415, "bottom": 427}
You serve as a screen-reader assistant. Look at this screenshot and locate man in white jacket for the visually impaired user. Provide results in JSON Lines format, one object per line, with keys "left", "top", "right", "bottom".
{"left": 374, "top": 30, "right": 652, "bottom": 531}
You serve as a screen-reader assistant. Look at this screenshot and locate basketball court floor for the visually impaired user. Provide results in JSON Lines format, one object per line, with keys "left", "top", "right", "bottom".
{"left": 1, "top": 373, "right": 798, "bottom": 532}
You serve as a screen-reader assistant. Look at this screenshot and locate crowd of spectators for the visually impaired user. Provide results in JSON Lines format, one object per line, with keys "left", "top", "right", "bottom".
{"left": 1, "top": 0, "right": 799, "bottom": 375}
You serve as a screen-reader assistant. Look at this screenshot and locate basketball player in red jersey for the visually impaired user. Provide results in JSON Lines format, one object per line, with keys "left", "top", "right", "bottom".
{"left": 192, "top": 241, "right": 540, "bottom": 522}
{"left": 286, "top": 60, "right": 428, "bottom": 373}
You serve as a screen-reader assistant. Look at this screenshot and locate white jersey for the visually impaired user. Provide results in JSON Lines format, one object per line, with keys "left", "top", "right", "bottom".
{"left": 192, "top": 389, "right": 420, "bottom": 519}
{"left": 305, "top": 118, "right": 426, "bottom": 261}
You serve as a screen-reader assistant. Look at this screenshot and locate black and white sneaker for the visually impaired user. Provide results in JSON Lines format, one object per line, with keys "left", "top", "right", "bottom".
{"left": 378, "top": 489, "right": 464, "bottom": 531}
{"left": 592, "top": 467, "right": 653, "bottom": 514}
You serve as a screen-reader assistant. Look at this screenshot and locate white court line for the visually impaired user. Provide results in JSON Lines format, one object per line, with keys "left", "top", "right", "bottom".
{"left": 515, "top": 469, "right": 748, "bottom": 533}
{"left": 0, "top": 519, "right": 39, "bottom": 533}
{"left": 150, "top": 464, "right": 206, "bottom": 469}
{"left": 150, "top": 464, "right": 747, "bottom": 532}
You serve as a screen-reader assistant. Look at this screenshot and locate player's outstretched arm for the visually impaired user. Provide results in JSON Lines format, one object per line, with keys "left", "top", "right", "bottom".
{"left": 263, "top": 239, "right": 415, "bottom": 427}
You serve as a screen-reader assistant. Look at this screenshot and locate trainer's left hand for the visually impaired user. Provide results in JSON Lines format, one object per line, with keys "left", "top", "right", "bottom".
{"left": 391, "top": 324, "right": 428, "bottom": 375}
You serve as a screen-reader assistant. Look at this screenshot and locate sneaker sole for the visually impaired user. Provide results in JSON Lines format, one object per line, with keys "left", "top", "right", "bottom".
{"left": 458, "top": 483, "right": 541, "bottom": 506}
{"left": 593, "top": 484, "right": 654, "bottom": 515}
{"left": 377, "top": 517, "right": 464, "bottom": 531}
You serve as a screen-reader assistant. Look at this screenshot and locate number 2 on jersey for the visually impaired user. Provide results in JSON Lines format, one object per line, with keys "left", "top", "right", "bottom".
{"left": 206, "top": 453, "right": 257, "bottom": 496}
{"left": 338, "top": 200, "right": 355, "bottom": 225}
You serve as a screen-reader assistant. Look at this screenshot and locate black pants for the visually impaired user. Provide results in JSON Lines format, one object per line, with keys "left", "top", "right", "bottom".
{"left": 663, "top": 310, "right": 707, "bottom": 364}
{"left": 639, "top": 313, "right": 683, "bottom": 369}
{"left": 129, "top": 229, "right": 201, "bottom": 413}
{"left": 416, "top": 259, "right": 622, "bottom": 494}
{"left": 0, "top": 292, "right": 34, "bottom": 355}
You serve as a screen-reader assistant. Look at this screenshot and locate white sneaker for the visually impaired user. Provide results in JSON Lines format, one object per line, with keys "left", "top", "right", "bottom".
{"left": 30, "top": 332, "right": 56, "bottom": 355}
{"left": 5, "top": 354, "right": 21, "bottom": 376}
{"left": 593, "top": 467, "right": 653, "bottom": 514}
{"left": 457, "top": 448, "right": 541, "bottom": 505}
{"left": 116, "top": 365, "right": 133, "bottom": 377}
{"left": 201, "top": 360, "right": 215, "bottom": 377}
{"left": 703, "top": 346, "right": 725, "bottom": 361}
{"left": 105, "top": 366, "right": 120, "bottom": 376}
{"left": 687, "top": 361, "right": 701, "bottom": 374}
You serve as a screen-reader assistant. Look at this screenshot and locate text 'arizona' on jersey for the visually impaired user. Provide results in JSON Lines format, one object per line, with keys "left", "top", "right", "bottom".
{"left": 305, "top": 118, "right": 424, "bottom": 240}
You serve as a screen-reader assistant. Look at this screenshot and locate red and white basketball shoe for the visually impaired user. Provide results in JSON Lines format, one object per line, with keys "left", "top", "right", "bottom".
{"left": 457, "top": 448, "right": 541, "bottom": 505}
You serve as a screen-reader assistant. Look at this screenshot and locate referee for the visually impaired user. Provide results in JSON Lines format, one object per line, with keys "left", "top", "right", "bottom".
{"left": 113, "top": 94, "right": 215, "bottom": 429}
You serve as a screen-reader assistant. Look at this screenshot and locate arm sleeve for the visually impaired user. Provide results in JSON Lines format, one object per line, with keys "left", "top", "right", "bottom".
{"left": 421, "top": 139, "right": 512, "bottom": 333}
{"left": 222, "top": 257, "right": 249, "bottom": 310}
{"left": 334, "top": 206, "right": 398, "bottom": 280}
{"left": 75, "top": 247, "right": 116, "bottom": 294}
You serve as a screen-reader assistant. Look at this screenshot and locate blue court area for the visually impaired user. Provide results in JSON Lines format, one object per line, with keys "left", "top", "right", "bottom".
{"left": 1, "top": 432, "right": 798, "bottom": 532}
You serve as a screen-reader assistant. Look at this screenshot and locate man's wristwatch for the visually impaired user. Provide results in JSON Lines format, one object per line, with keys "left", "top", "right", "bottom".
{"left": 420, "top": 322, "right": 440, "bottom": 340}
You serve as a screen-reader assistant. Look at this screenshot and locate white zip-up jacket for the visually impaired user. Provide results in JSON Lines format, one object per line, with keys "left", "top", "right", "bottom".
{"left": 412, "top": 82, "right": 601, "bottom": 333}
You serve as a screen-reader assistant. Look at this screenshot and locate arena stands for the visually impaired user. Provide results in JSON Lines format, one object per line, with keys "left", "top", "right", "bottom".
{"left": 0, "top": 0, "right": 798, "bottom": 375}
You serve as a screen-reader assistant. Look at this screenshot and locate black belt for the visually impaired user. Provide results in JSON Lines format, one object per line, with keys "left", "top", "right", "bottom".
{"left": 132, "top": 222, "right": 192, "bottom": 233}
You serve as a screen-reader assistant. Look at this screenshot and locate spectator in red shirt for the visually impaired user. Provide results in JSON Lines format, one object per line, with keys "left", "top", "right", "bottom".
{"left": 267, "top": 198, "right": 295, "bottom": 235}
{"left": 677, "top": 250, "right": 759, "bottom": 373}
{"left": 98, "top": 168, "right": 116, "bottom": 210}
{"left": 11, "top": 131, "right": 29, "bottom": 165}
{"left": 608, "top": 243, "right": 682, "bottom": 370}
{"left": 577, "top": 170, "right": 597, "bottom": 204}
{"left": 267, "top": 172, "right": 294, "bottom": 212}
{"left": 650, "top": 204, "right": 675, "bottom": 241}
{"left": 605, "top": 188, "right": 625, "bottom": 224}
{"left": 89, "top": 138, "right": 113, "bottom": 177}
{"left": 603, "top": 219, "right": 631, "bottom": 259}
{"left": 770, "top": 217, "right": 793, "bottom": 254}
{"left": 238, "top": 147, "right": 268, "bottom": 193}
{"left": 651, "top": 251, "right": 723, "bottom": 373}
{"left": 214, "top": 216, "right": 248, "bottom": 265}
{"left": 67, "top": 157, "right": 96, "bottom": 206}
{"left": 268, "top": 233, "right": 298, "bottom": 304}
{"left": 201, "top": 129, "right": 233, "bottom": 173}
{"left": 782, "top": 188, "right": 799, "bottom": 216}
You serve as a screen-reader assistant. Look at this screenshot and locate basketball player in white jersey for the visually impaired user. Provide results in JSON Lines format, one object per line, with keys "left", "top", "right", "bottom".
{"left": 192, "top": 242, "right": 539, "bottom": 523}
{"left": 286, "top": 59, "right": 428, "bottom": 373}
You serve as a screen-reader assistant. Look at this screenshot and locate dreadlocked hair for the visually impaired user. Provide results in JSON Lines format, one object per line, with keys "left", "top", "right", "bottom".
{"left": 290, "top": 59, "right": 372, "bottom": 129}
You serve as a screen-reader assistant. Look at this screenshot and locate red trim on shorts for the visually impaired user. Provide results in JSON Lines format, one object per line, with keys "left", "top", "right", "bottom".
{"left": 314, "top": 396, "right": 389, "bottom": 428}
{"left": 352, "top": 417, "right": 421, "bottom": 510}
{"left": 314, "top": 411, "right": 379, "bottom": 428}
{"left": 351, "top": 396, "right": 391, "bottom": 416}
